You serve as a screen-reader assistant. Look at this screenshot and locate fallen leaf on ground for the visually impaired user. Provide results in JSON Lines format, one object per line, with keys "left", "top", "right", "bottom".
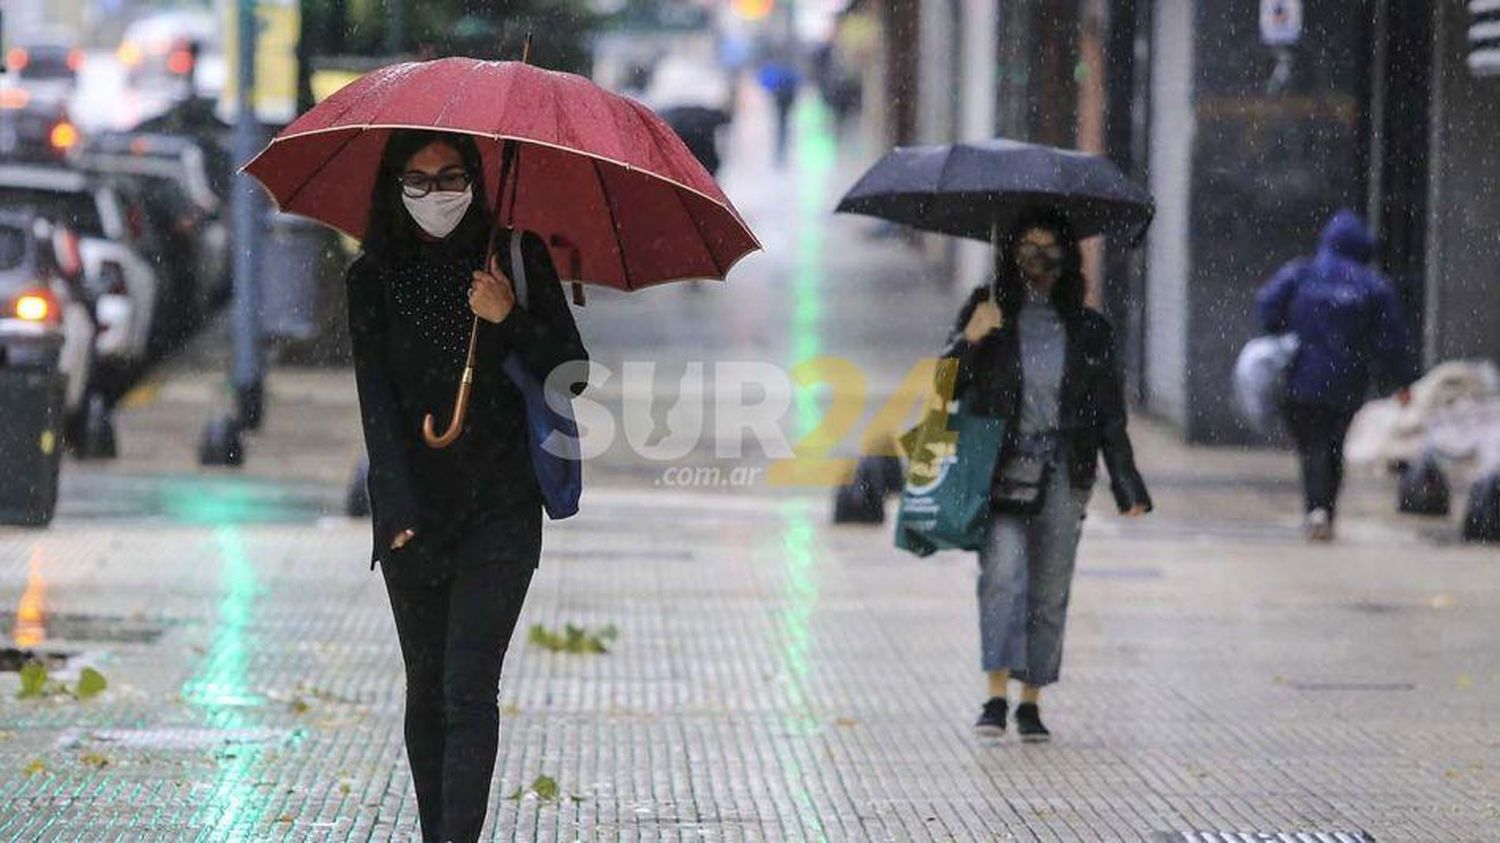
{"left": 529, "top": 622, "right": 617, "bottom": 654}
{"left": 532, "top": 775, "right": 559, "bottom": 801}
{"left": 23, "top": 759, "right": 45, "bottom": 776}
{"left": 18, "top": 662, "right": 48, "bottom": 698}
{"left": 75, "top": 668, "right": 108, "bottom": 700}
{"left": 506, "top": 774, "right": 562, "bottom": 802}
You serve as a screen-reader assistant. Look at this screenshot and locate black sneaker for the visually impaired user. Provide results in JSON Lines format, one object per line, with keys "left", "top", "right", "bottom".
{"left": 1014, "top": 702, "right": 1050, "bottom": 743}
{"left": 974, "top": 697, "right": 1007, "bottom": 737}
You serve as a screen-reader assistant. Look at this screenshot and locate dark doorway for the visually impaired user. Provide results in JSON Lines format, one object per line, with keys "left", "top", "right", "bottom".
{"left": 1368, "top": 0, "right": 1433, "bottom": 352}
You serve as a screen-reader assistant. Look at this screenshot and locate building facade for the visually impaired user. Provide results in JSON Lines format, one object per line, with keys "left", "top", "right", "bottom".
{"left": 859, "top": 0, "right": 1499, "bottom": 443}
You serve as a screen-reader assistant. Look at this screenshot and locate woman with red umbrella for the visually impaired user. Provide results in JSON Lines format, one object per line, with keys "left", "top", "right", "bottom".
{"left": 349, "top": 128, "right": 587, "bottom": 841}
{"left": 244, "top": 56, "right": 758, "bottom": 839}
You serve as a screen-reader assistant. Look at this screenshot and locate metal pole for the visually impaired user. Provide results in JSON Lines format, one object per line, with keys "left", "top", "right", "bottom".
{"left": 387, "top": 0, "right": 404, "bottom": 55}
{"left": 231, "top": 0, "right": 265, "bottom": 428}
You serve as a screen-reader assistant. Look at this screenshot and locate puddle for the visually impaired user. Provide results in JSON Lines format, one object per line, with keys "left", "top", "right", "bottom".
{"left": 0, "top": 646, "right": 75, "bottom": 672}
{"left": 1, "top": 612, "right": 172, "bottom": 645}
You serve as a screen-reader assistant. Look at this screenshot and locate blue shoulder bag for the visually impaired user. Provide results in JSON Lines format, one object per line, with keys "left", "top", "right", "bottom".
{"left": 500, "top": 230, "right": 583, "bottom": 519}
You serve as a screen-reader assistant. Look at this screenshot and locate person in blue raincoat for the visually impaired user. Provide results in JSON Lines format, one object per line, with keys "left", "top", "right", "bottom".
{"left": 757, "top": 58, "right": 801, "bottom": 166}
{"left": 1256, "top": 209, "right": 1420, "bottom": 542}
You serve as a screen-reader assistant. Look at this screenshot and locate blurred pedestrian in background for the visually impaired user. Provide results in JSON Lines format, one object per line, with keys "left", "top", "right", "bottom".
{"left": 756, "top": 56, "right": 801, "bottom": 166}
{"left": 1257, "top": 209, "right": 1419, "bottom": 542}
{"left": 349, "top": 129, "right": 588, "bottom": 842}
{"left": 944, "top": 210, "right": 1152, "bottom": 743}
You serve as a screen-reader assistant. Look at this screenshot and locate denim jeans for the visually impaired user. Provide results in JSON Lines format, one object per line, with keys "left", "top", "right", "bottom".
{"left": 976, "top": 452, "right": 1090, "bottom": 686}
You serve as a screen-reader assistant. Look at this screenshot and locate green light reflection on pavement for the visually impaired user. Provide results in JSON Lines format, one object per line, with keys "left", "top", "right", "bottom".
{"left": 160, "top": 478, "right": 282, "bottom": 525}
{"left": 183, "top": 525, "right": 270, "bottom": 838}
{"left": 763, "top": 96, "right": 839, "bottom": 840}
{"left": 791, "top": 96, "right": 837, "bottom": 437}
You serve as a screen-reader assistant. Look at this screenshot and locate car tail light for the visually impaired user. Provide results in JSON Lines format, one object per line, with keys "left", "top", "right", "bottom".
{"left": 6, "top": 48, "right": 29, "bottom": 73}
{"left": 67, "top": 50, "right": 85, "bottom": 73}
{"left": 53, "top": 228, "right": 84, "bottom": 280}
{"left": 168, "top": 48, "right": 195, "bottom": 76}
{"left": 0, "top": 87, "right": 30, "bottom": 110}
{"left": 49, "top": 120, "right": 80, "bottom": 153}
{"left": 11, "top": 290, "right": 59, "bottom": 324}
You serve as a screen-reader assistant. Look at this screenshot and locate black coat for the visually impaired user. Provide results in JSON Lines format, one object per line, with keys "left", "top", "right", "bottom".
{"left": 941, "top": 285, "right": 1151, "bottom": 514}
{"left": 346, "top": 229, "right": 589, "bottom": 579}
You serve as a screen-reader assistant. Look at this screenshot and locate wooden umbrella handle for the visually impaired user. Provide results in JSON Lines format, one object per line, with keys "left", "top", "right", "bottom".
{"left": 422, "top": 314, "right": 482, "bottom": 448}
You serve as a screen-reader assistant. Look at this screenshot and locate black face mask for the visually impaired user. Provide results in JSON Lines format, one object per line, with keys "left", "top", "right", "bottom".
{"left": 1020, "top": 253, "right": 1063, "bottom": 279}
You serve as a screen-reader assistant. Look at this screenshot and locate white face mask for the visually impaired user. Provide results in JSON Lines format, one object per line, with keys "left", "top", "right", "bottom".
{"left": 402, "top": 186, "right": 473, "bottom": 239}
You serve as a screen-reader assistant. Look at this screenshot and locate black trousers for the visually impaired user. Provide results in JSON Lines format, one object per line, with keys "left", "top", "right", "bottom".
{"left": 1283, "top": 400, "right": 1358, "bottom": 518}
{"left": 383, "top": 560, "right": 534, "bottom": 843}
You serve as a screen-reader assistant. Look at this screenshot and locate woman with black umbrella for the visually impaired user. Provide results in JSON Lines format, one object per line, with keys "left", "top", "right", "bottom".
{"left": 347, "top": 129, "right": 588, "bottom": 841}
{"left": 941, "top": 209, "right": 1152, "bottom": 742}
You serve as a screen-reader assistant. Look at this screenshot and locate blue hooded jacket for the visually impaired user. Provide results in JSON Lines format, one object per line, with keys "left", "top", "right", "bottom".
{"left": 1256, "top": 210, "right": 1419, "bottom": 411}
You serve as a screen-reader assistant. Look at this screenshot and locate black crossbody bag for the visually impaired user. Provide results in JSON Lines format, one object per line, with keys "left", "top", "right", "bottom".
{"left": 991, "top": 432, "right": 1061, "bottom": 516}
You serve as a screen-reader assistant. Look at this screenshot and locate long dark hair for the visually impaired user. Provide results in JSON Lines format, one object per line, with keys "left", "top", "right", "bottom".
{"left": 362, "top": 130, "right": 493, "bottom": 266}
{"left": 992, "top": 209, "right": 1086, "bottom": 319}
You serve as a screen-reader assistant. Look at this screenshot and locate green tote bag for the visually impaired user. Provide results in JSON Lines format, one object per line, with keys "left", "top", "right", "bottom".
{"left": 893, "top": 406, "right": 1006, "bottom": 557}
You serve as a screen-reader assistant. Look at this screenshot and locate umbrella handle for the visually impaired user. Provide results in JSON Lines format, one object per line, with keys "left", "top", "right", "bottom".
{"left": 421, "top": 367, "right": 473, "bottom": 448}
{"left": 423, "top": 315, "right": 482, "bottom": 449}
{"left": 425, "top": 37, "right": 532, "bottom": 450}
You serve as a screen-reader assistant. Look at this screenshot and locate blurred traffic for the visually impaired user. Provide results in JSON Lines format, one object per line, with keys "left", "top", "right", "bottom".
{"left": 0, "top": 5, "right": 235, "bottom": 524}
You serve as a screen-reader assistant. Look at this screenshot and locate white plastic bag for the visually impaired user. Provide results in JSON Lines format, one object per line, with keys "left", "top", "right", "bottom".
{"left": 1233, "top": 334, "right": 1299, "bottom": 434}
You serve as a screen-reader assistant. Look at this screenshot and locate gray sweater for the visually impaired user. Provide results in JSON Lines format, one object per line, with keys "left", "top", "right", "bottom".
{"left": 1016, "top": 300, "right": 1066, "bottom": 434}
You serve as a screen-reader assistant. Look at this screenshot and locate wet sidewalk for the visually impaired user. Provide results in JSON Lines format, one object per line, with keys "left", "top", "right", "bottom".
{"left": 0, "top": 91, "right": 1496, "bottom": 840}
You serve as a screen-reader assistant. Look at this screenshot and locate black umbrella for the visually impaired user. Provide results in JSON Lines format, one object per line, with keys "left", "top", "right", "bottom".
{"left": 660, "top": 105, "right": 730, "bottom": 175}
{"left": 836, "top": 138, "right": 1154, "bottom": 243}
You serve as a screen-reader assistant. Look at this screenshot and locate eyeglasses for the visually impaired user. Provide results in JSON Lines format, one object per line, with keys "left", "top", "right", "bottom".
{"left": 398, "top": 168, "right": 473, "bottom": 198}
{"left": 1017, "top": 242, "right": 1064, "bottom": 261}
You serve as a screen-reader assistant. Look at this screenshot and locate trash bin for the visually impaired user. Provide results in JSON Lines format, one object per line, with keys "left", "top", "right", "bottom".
{"left": 260, "top": 210, "right": 350, "bottom": 364}
{"left": 0, "top": 369, "right": 66, "bottom": 527}
{"left": 260, "top": 211, "right": 323, "bottom": 342}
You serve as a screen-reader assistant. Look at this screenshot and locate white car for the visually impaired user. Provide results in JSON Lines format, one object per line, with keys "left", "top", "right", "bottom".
{"left": 117, "top": 10, "right": 218, "bottom": 91}
{"left": 0, "top": 164, "right": 165, "bottom": 377}
{"left": 0, "top": 213, "right": 94, "bottom": 415}
{"left": 75, "top": 132, "right": 230, "bottom": 320}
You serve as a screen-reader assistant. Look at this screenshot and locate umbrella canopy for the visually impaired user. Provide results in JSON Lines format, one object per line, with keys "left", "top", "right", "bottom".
{"left": 243, "top": 57, "right": 760, "bottom": 290}
{"left": 836, "top": 138, "right": 1153, "bottom": 244}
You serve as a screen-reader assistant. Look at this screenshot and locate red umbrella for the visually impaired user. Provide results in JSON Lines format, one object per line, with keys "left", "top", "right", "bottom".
{"left": 243, "top": 57, "right": 760, "bottom": 447}
{"left": 243, "top": 57, "right": 759, "bottom": 290}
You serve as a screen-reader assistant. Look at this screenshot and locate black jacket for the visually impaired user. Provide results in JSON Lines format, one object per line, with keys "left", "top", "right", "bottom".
{"left": 347, "top": 229, "right": 589, "bottom": 578}
{"left": 941, "top": 285, "right": 1151, "bottom": 514}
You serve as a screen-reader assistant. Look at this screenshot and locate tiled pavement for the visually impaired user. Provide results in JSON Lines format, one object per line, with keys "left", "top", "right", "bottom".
{"left": 1, "top": 85, "right": 1497, "bottom": 841}
{"left": 0, "top": 484, "right": 1496, "bottom": 841}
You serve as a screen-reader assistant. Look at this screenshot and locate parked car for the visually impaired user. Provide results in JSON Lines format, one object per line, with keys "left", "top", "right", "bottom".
{"left": 6, "top": 30, "right": 85, "bottom": 102}
{"left": 0, "top": 212, "right": 94, "bottom": 414}
{"left": 117, "top": 10, "right": 216, "bottom": 91}
{"left": 0, "top": 80, "right": 82, "bottom": 164}
{"left": 75, "top": 131, "right": 230, "bottom": 320}
{"left": 0, "top": 163, "right": 166, "bottom": 391}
